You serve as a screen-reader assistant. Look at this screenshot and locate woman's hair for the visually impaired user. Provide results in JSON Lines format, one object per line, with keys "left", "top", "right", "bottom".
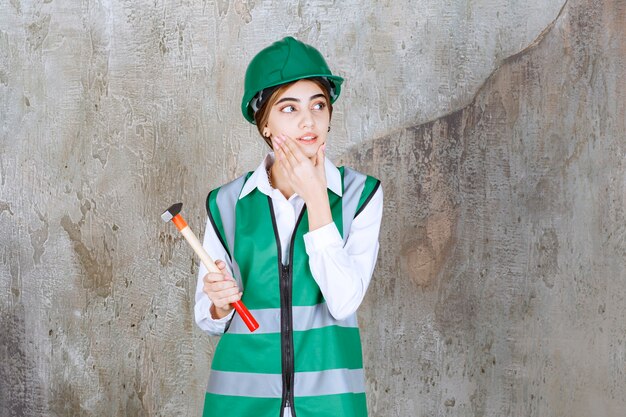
{"left": 254, "top": 78, "right": 334, "bottom": 148}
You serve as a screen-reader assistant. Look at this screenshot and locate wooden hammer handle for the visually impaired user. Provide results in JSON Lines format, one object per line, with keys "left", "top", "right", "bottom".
{"left": 180, "top": 227, "right": 221, "bottom": 273}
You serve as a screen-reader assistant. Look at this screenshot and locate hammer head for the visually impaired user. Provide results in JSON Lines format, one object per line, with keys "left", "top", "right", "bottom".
{"left": 161, "top": 202, "right": 183, "bottom": 222}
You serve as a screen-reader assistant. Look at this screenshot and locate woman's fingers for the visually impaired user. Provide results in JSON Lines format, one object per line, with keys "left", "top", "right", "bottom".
{"left": 205, "top": 278, "right": 237, "bottom": 291}
{"left": 203, "top": 272, "right": 226, "bottom": 283}
{"left": 203, "top": 274, "right": 241, "bottom": 309}
{"left": 204, "top": 274, "right": 238, "bottom": 292}
{"left": 225, "top": 292, "right": 242, "bottom": 302}
{"left": 202, "top": 258, "right": 241, "bottom": 309}
{"left": 281, "top": 134, "right": 307, "bottom": 162}
{"left": 203, "top": 260, "right": 235, "bottom": 283}
{"left": 276, "top": 134, "right": 303, "bottom": 165}
{"left": 271, "top": 134, "right": 327, "bottom": 203}
{"left": 315, "top": 143, "right": 325, "bottom": 169}
{"left": 214, "top": 292, "right": 242, "bottom": 309}
{"left": 209, "top": 285, "right": 240, "bottom": 299}
{"left": 273, "top": 139, "right": 297, "bottom": 179}
{"left": 210, "top": 283, "right": 241, "bottom": 301}
{"left": 273, "top": 137, "right": 288, "bottom": 164}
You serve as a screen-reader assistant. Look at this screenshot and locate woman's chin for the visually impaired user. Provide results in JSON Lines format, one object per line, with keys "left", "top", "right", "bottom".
{"left": 302, "top": 146, "right": 324, "bottom": 160}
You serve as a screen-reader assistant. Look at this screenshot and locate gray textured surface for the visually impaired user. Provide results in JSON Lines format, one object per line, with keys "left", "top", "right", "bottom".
{"left": 1, "top": 0, "right": 624, "bottom": 416}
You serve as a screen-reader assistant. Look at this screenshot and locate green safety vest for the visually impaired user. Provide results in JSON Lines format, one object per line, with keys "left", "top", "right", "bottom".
{"left": 202, "top": 166, "right": 380, "bottom": 417}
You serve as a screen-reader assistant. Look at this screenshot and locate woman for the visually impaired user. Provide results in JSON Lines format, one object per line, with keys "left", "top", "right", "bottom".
{"left": 194, "top": 37, "right": 383, "bottom": 417}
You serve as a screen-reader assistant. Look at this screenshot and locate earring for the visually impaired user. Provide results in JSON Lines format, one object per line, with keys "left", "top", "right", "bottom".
{"left": 327, "top": 126, "right": 331, "bottom": 132}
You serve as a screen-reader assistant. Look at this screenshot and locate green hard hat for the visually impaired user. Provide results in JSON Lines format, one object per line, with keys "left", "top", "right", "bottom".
{"left": 241, "top": 36, "right": 344, "bottom": 124}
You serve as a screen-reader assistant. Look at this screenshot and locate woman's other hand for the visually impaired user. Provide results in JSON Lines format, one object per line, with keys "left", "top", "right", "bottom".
{"left": 202, "top": 260, "right": 242, "bottom": 319}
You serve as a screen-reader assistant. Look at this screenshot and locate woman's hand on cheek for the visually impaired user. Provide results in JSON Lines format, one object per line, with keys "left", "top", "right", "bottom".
{"left": 273, "top": 134, "right": 327, "bottom": 203}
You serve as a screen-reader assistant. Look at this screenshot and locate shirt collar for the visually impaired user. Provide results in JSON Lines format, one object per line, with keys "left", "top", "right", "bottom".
{"left": 239, "top": 152, "right": 343, "bottom": 199}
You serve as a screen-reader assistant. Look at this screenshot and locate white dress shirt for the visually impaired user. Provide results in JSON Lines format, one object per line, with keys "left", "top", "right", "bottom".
{"left": 194, "top": 153, "right": 383, "bottom": 336}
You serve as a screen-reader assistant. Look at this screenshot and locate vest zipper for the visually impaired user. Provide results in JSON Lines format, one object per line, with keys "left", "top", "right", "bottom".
{"left": 269, "top": 197, "right": 305, "bottom": 417}
{"left": 280, "top": 262, "right": 294, "bottom": 417}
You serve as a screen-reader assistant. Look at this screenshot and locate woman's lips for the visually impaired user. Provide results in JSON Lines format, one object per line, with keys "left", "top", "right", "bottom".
{"left": 297, "top": 134, "right": 318, "bottom": 144}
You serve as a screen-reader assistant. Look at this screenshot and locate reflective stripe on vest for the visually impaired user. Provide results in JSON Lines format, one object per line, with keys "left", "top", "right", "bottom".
{"left": 341, "top": 167, "right": 367, "bottom": 245}
{"left": 212, "top": 174, "right": 247, "bottom": 284}
{"left": 207, "top": 368, "right": 365, "bottom": 398}
{"left": 226, "top": 302, "right": 358, "bottom": 334}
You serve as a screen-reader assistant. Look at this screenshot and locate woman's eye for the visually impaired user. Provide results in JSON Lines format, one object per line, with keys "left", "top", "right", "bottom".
{"left": 313, "top": 102, "right": 326, "bottom": 110}
{"left": 281, "top": 105, "right": 296, "bottom": 113}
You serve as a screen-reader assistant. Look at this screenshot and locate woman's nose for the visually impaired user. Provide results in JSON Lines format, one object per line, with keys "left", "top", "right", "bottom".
{"left": 300, "top": 109, "right": 315, "bottom": 129}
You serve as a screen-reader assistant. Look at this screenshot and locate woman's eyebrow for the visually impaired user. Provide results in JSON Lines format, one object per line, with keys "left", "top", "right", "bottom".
{"left": 275, "top": 93, "right": 327, "bottom": 106}
{"left": 275, "top": 97, "right": 299, "bottom": 105}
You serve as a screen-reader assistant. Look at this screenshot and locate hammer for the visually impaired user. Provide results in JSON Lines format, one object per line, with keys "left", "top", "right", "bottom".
{"left": 161, "top": 202, "right": 259, "bottom": 332}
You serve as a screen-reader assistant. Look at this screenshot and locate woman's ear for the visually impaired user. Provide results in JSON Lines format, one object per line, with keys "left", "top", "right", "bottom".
{"left": 263, "top": 127, "right": 270, "bottom": 138}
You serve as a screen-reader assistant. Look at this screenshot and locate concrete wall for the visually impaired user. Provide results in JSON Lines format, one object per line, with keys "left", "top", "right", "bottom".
{"left": 1, "top": 0, "right": 624, "bottom": 416}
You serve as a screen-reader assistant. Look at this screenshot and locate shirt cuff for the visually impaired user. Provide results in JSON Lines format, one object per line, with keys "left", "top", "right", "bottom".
{"left": 211, "top": 309, "right": 235, "bottom": 322}
{"left": 303, "top": 222, "right": 343, "bottom": 254}
{"left": 195, "top": 295, "right": 235, "bottom": 323}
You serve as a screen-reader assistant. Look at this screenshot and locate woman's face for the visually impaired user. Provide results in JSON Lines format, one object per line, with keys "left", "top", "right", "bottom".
{"left": 264, "top": 79, "right": 330, "bottom": 160}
